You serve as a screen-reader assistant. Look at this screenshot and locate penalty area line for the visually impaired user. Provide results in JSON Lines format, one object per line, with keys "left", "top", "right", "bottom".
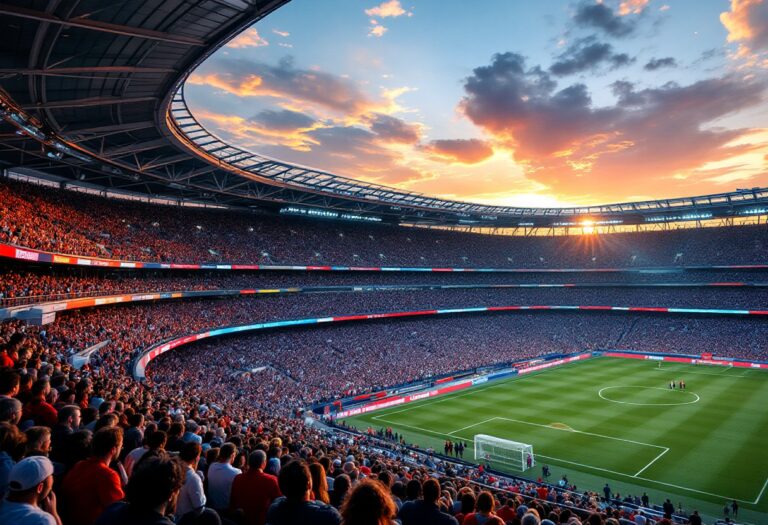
{"left": 754, "top": 476, "right": 768, "bottom": 505}
{"left": 633, "top": 447, "right": 670, "bottom": 477}
{"left": 373, "top": 417, "right": 758, "bottom": 504}
{"left": 447, "top": 417, "right": 498, "bottom": 436}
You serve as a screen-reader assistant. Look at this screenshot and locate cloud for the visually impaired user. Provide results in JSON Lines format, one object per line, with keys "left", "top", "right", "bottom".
{"left": 189, "top": 57, "right": 378, "bottom": 117}
{"left": 573, "top": 1, "right": 638, "bottom": 37}
{"left": 249, "top": 109, "right": 316, "bottom": 131}
{"left": 365, "top": 0, "right": 412, "bottom": 18}
{"left": 226, "top": 28, "right": 268, "bottom": 49}
{"left": 721, "top": 0, "right": 768, "bottom": 57}
{"left": 422, "top": 139, "right": 495, "bottom": 164}
{"left": 366, "top": 113, "right": 421, "bottom": 143}
{"left": 459, "top": 52, "right": 767, "bottom": 199}
{"left": 273, "top": 29, "right": 290, "bottom": 37}
{"left": 618, "top": 0, "right": 650, "bottom": 16}
{"left": 369, "top": 20, "right": 388, "bottom": 37}
{"left": 268, "top": 125, "right": 428, "bottom": 184}
{"left": 644, "top": 56, "right": 677, "bottom": 70}
{"left": 549, "top": 37, "right": 635, "bottom": 76}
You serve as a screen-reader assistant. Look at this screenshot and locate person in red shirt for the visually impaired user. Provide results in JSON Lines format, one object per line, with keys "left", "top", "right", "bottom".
{"left": 496, "top": 498, "right": 517, "bottom": 522}
{"left": 463, "top": 491, "right": 498, "bottom": 525}
{"left": 536, "top": 485, "right": 549, "bottom": 501}
{"left": 22, "top": 379, "right": 58, "bottom": 427}
{"left": 0, "top": 333, "right": 24, "bottom": 369}
{"left": 60, "top": 426, "right": 125, "bottom": 525}
{"left": 230, "top": 450, "right": 281, "bottom": 525}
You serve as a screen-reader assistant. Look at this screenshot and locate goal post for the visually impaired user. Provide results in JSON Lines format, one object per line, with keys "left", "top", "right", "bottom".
{"left": 474, "top": 434, "right": 535, "bottom": 471}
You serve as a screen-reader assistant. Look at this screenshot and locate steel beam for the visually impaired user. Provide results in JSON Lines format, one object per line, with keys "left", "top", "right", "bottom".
{"left": 65, "top": 120, "right": 156, "bottom": 135}
{"left": 103, "top": 138, "right": 168, "bottom": 157}
{"left": 0, "top": 66, "right": 177, "bottom": 76}
{"left": 0, "top": 4, "right": 206, "bottom": 46}
{"left": 23, "top": 96, "right": 157, "bottom": 109}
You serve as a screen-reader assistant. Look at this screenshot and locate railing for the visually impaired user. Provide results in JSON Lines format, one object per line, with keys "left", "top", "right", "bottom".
{"left": 0, "top": 289, "right": 134, "bottom": 307}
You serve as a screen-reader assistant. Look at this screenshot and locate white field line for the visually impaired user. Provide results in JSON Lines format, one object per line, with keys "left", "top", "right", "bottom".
{"left": 493, "top": 417, "right": 667, "bottom": 450}
{"left": 448, "top": 417, "right": 498, "bottom": 436}
{"left": 375, "top": 416, "right": 761, "bottom": 504}
{"left": 633, "top": 448, "right": 670, "bottom": 477}
{"left": 753, "top": 476, "right": 768, "bottom": 505}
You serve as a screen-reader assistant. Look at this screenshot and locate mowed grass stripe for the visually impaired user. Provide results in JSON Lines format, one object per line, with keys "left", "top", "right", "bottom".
{"left": 344, "top": 357, "right": 768, "bottom": 513}
{"left": 630, "top": 370, "right": 761, "bottom": 494}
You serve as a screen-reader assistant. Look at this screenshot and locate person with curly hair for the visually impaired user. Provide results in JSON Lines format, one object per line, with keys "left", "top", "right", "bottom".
{"left": 340, "top": 479, "right": 398, "bottom": 525}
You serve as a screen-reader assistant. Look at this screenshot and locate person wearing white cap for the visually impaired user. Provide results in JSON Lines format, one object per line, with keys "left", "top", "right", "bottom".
{"left": 0, "top": 455, "right": 61, "bottom": 525}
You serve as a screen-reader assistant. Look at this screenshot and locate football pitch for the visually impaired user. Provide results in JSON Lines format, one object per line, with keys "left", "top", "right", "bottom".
{"left": 341, "top": 357, "right": 768, "bottom": 522}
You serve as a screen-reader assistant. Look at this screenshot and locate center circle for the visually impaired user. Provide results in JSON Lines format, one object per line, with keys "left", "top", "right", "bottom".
{"left": 598, "top": 386, "right": 700, "bottom": 406}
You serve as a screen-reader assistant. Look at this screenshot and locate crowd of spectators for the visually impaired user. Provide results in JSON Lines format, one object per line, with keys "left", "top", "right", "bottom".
{"left": 1, "top": 286, "right": 765, "bottom": 383}
{"left": 3, "top": 266, "right": 768, "bottom": 308}
{"left": 1, "top": 301, "right": 737, "bottom": 524}
{"left": 146, "top": 312, "right": 768, "bottom": 415}
{"left": 2, "top": 178, "right": 767, "bottom": 267}
{"left": 0, "top": 176, "right": 765, "bottom": 524}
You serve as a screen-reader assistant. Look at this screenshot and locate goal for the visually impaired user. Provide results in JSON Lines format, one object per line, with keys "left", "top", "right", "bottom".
{"left": 474, "top": 434, "right": 535, "bottom": 471}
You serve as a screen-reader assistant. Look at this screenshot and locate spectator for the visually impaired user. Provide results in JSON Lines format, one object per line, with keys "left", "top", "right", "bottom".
{"left": 22, "top": 380, "right": 57, "bottom": 428}
{"left": 331, "top": 473, "right": 352, "bottom": 509}
{"left": 122, "top": 413, "right": 144, "bottom": 458}
{"left": 687, "top": 510, "right": 702, "bottom": 525}
{"left": 398, "top": 478, "right": 458, "bottom": 525}
{"left": 0, "top": 456, "right": 60, "bottom": 525}
{"left": 0, "top": 369, "right": 20, "bottom": 398}
{"left": 0, "top": 397, "right": 22, "bottom": 425}
{"left": 230, "top": 450, "right": 281, "bottom": 525}
{"left": 95, "top": 453, "right": 185, "bottom": 525}
{"left": 24, "top": 427, "right": 52, "bottom": 457}
{"left": 340, "top": 478, "right": 398, "bottom": 525}
{"left": 125, "top": 430, "right": 167, "bottom": 478}
{"left": 176, "top": 442, "right": 206, "bottom": 520}
{"left": 59, "top": 427, "right": 124, "bottom": 525}
{"left": 0, "top": 421, "right": 26, "bottom": 499}
{"left": 310, "top": 462, "right": 331, "bottom": 504}
{"left": 463, "top": 490, "right": 497, "bottom": 525}
{"left": 49, "top": 406, "right": 80, "bottom": 465}
{"left": 206, "top": 442, "right": 240, "bottom": 512}
{"left": 265, "top": 459, "right": 341, "bottom": 525}
{"left": 182, "top": 420, "right": 203, "bottom": 444}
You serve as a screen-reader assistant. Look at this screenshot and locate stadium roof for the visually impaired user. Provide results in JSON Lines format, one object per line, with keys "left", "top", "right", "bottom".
{"left": 0, "top": 0, "right": 767, "bottom": 228}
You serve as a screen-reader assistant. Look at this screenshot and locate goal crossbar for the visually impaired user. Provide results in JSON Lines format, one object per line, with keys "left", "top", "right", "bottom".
{"left": 474, "top": 434, "right": 535, "bottom": 471}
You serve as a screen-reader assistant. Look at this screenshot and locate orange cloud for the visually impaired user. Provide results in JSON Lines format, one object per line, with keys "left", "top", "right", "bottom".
{"left": 422, "top": 139, "right": 494, "bottom": 164}
{"left": 618, "top": 0, "right": 649, "bottom": 15}
{"left": 365, "top": 0, "right": 411, "bottom": 18}
{"left": 226, "top": 28, "right": 268, "bottom": 49}
{"left": 369, "top": 20, "right": 388, "bottom": 37}
{"left": 721, "top": 0, "right": 768, "bottom": 61}
{"left": 459, "top": 52, "right": 768, "bottom": 201}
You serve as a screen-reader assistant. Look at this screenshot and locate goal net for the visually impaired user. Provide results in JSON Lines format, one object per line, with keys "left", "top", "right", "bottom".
{"left": 474, "top": 434, "right": 535, "bottom": 471}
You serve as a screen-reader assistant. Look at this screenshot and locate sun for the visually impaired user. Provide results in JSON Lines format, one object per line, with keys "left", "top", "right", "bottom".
{"left": 581, "top": 219, "right": 595, "bottom": 234}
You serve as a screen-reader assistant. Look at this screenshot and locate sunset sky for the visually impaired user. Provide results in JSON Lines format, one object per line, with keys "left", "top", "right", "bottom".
{"left": 185, "top": 0, "right": 768, "bottom": 207}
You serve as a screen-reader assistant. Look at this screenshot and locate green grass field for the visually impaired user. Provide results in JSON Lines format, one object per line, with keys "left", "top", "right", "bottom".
{"left": 342, "top": 357, "right": 768, "bottom": 523}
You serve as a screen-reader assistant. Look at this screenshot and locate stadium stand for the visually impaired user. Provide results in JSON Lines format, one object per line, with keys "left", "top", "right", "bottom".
{"left": 0, "top": 175, "right": 766, "bottom": 525}
{"left": 2, "top": 178, "right": 767, "bottom": 267}
{"left": 0, "top": 0, "right": 765, "bottom": 522}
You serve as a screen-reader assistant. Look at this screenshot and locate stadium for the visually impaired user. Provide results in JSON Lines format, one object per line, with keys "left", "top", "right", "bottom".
{"left": 0, "top": 1, "right": 766, "bottom": 525}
